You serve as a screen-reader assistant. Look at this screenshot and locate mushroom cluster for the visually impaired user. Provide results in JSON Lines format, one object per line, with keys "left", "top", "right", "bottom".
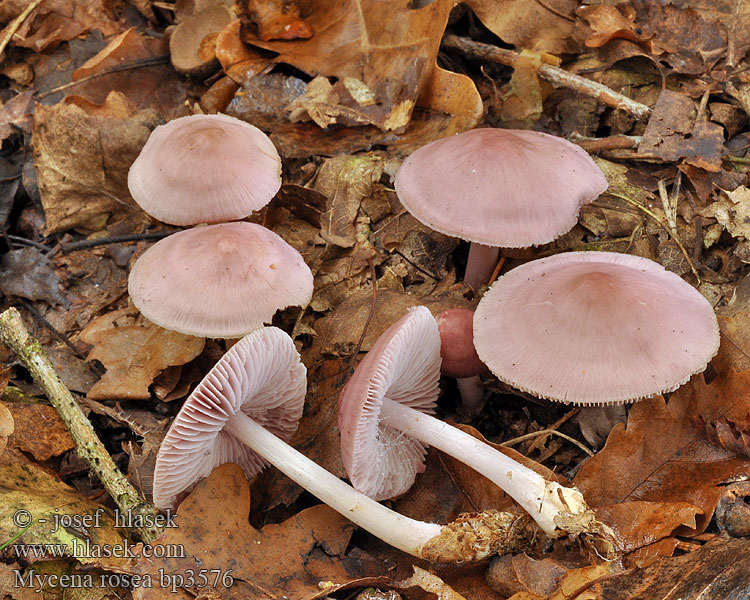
{"left": 127, "top": 113, "right": 312, "bottom": 338}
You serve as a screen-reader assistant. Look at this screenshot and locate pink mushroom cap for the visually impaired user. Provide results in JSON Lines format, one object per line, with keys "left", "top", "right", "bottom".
{"left": 338, "top": 306, "right": 440, "bottom": 501}
{"left": 394, "top": 128, "right": 608, "bottom": 248}
{"left": 152, "top": 326, "right": 306, "bottom": 509}
{"left": 473, "top": 251, "right": 720, "bottom": 405}
{"left": 128, "top": 222, "right": 313, "bottom": 338}
{"left": 436, "top": 308, "right": 485, "bottom": 378}
{"left": 128, "top": 114, "right": 281, "bottom": 225}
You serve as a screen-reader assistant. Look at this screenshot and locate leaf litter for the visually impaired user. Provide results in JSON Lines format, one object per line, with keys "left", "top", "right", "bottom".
{"left": 1, "top": 0, "right": 750, "bottom": 598}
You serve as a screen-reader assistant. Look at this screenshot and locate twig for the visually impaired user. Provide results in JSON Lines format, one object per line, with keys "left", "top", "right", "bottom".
{"left": 0, "top": 308, "right": 162, "bottom": 543}
{"left": 500, "top": 428, "right": 595, "bottom": 457}
{"left": 6, "top": 235, "right": 51, "bottom": 252}
{"left": 60, "top": 231, "right": 175, "bottom": 254}
{"left": 442, "top": 35, "right": 652, "bottom": 120}
{"left": 0, "top": 0, "right": 45, "bottom": 62}
{"left": 569, "top": 134, "right": 642, "bottom": 152}
{"left": 20, "top": 299, "right": 90, "bottom": 363}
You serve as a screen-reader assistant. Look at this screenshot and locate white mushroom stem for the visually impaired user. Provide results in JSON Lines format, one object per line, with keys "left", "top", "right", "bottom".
{"left": 464, "top": 243, "right": 500, "bottom": 290}
{"left": 379, "top": 398, "right": 590, "bottom": 537}
{"left": 223, "top": 411, "right": 442, "bottom": 558}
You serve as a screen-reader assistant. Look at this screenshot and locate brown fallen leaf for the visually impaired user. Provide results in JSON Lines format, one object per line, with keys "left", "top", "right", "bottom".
{"left": 715, "top": 481, "right": 750, "bottom": 537}
{"left": 505, "top": 561, "right": 622, "bottom": 600}
{"left": 32, "top": 102, "right": 160, "bottom": 234}
{"left": 577, "top": 4, "right": 651, "bottom": 49}
{"left": 634, "top": 0, "right": 727, "bottom": 75}
{"left": 244, "top": 0, "right": 481, "bottom": 133}
{"left": 0, "top": 247, "right": 69, "bottom": 308}
{"left": 638, "top": 89, "right": 725, "bottom": 172}
{"left": 0, "top": 402, "right": 13, "bottom": 457}
{"left": 717, "top": 275, "right": 750, "bottom": 372}
{"left": 596, "top": 536, "right": 750, "bottom": 599}
{"left": 574, "top": 363, "right": 750, "bottom": 534}
{"left": 246, "top": 0, "right": 313, "bottom": 41}
{"left": 396, "top": 566, "right": 467, "bottom": 599}
{"left": 5, "top": 402, "right": 74, "bottom": 461}
{"left": 0, "top": 0, "right": 122, "bottom": 53}
{"left": 692, "top": 414, "right": 750, "bottom": 459}
{"left": 128, "top": 463, "right": 386, "bottom": 599}
{"left": 80, "top": 309, "right": 205, "bottom": 400}
{"left": 700, "top": 186, "right": 750, "bottom": 239}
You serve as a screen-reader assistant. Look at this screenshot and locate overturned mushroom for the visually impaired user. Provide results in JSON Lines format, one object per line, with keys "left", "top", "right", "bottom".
{"left": 153, "top": 327, "right": 525, "bottom": 563}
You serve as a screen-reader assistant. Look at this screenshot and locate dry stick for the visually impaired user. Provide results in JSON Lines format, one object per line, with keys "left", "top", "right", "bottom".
{"left": 0, "top": 308, "right": 162, "bottom": 543}
{"left": 0, "top": 0, "right": 45, "bottom": 62}
{"left": 442, "top": 35, "right": 652, "bottom": 121}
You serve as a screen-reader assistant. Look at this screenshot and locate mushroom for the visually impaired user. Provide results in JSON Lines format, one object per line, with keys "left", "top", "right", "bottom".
{"left": 338, "top": 306, "right": 599, "bottom": 538}
{"left": 394, "top": 129, "right": 607, "bottom": 289}
{"left": 154, "top": 326, "right": 525, "bottom": 563}
{"left": 436, "top": 308, "right": 486, "bottom": 414}
{"left": 128, "top": 222, "right": 312, "bottom": 338}
{"left": 128, "top": 113, "right": 281, "bottom": 226}
{"left": 169, "top": 5, "right": 235, "bottom": 78}
{"left": 473, "top": 251, "right": 720, "bottom": 404}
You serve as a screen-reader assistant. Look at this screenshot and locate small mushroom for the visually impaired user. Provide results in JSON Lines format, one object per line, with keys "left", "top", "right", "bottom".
{"left": 128, "top": 222, "right": 312, "bottom": 338}
{"left": 436, "top": 308, "right": 487, "bottom": 414}
{"left": 394, "top": 129, "right": 607, "bottom": 289}
{"left": 128, "top": 113, "right": 281, "bottom": 226}
{"left": 473, "top": 251, "right": 721, "bottom": 404}
{"left": 153, "top": 327, "right": 522, "bottom": 562}
{"left": 339, "top": 306, "right": 599, "bottom": 538}
{"left": 169, "top": 5, "right": 235, "bottom": 78}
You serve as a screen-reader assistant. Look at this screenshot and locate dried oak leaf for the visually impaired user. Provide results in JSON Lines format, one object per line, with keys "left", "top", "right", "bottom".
{"left": 0, "top": 0, "right": 122, "bottom": 53}
{"left": 244, "top": 0, "right": 481, "bottom": 133}
{"left": 129, "top": 463, "right": 386, "bottom": 599}
{"left": 596, "top": 536, "right": 750, "bottom": 600}
{"left": 633, "top": 0, "right": 727, "bottom": 75}
{"left": 246, "top": 0, "right": 313, "bottom": 41}
{"left": 70, "top": 28, "right": 188, "bottom": 120}
{"left": 0, "top": 247, "right": 69, "bottom": 307}
{"left": 5, "top": 402, "right": 74, "bottom": 461}
{"left": 700, "top": 186, "right": 750, "bottom": 239}
{"left": 80, "top": 309, "right": 205, "bottom": 401}
{"left": 574, "top": 363, "right": 750, "bottom": 534}
{"left": 468, "top": 0, "right": 580, "bottom": 54}
{"left": 717, "top": 274, "right": 750, "bottom": 372}
{"left": 577, "top": 4, "right": 651, "bottom": 48}
{"left": 692, "top": 414, "right": 750, "bottom": 459}
{"left": 32, "top": 102, "right": 161, "bottom": 234}
{"left": 638, "top": 89, "right": 725, "bottom": 172}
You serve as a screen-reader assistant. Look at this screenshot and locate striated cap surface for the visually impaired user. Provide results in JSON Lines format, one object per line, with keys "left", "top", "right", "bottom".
{"left": 128, "top": 113, "right": 281, "bottom": 225}
{"left": 338, "top": 306, "right": 441, "bottom": 501}
{"left": 128, "top": 222, "right": 313, "bottom": 338}
{"left": 394, "top": 128, "right": 607, "bottom": 248}
{"left": 473, "top": 251, "right": 720, "bottom": 405}
{"left": 153, "top": 326, "right": 306, "bottom": 508}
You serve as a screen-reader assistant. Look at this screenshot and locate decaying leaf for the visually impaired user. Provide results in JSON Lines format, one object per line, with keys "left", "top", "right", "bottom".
{"left": 396, "top": 566, "right": 467, "bottom": 599}
{"left": 638, "top": 89, "right": 725, "bottom": 171}
{"left": 0, "top": 247, "right": 69, "bottom": 307}
{"left": 128, "top": 464, "right": 386, "bottom": 599}
{"left": 693, "top": 414, "right": 750, "bottom": 459}
{"left": 245, "top": 0, "right": 481, "bottom": 132}
{"left": 5, "top": 402, "right": 74, "bottom": 461}
{"left": 0, "top": 463, "right": 127, "bottom": 568}
{"left": 700, "top": 186, "right": 750, "bottom": 239}
{"left": 574, "top": 365, "right": 750, "bottom": 534}
{"left": 32, "top": 102, "right": 160, "bottom": 234}
{"left": 80, "top": 309, "right": 205, "bottom": 400}
{"left": 0, "top": 403, "right": 13, "bottom": 457}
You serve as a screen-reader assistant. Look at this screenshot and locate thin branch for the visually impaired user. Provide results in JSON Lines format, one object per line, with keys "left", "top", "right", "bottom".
{"left": 500, "top": 428, "right": 595, "bottom": 458}
{"left": 0, "top": 0, "right": 45, "bottom": 62}
{"left": 60, "top": 231, "right": 175, "bottom": 254}
{"left": 442, "top": 35, "right": 652, "bottom": 120}
{"left": 0, "top": 308, "right": 162, "bottom": 543}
